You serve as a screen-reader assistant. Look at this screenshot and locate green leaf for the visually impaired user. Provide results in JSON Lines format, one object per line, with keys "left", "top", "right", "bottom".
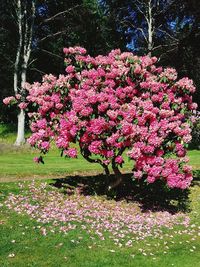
{"left": 172, "top": 103, "right": 178, "bottom": 110}
{"left": 117, "top": 115, "right": 123, "bottom": 120}
{"left": 118, "top": 136, "right": 125, "bottom": 142}
{"left": 116, "top": 124, "right": 122, "bottom": 129}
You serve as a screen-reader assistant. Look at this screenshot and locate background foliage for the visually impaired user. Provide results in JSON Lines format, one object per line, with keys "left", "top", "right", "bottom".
{"left": 0, "top": 0, "right": 199, "bottom": 123}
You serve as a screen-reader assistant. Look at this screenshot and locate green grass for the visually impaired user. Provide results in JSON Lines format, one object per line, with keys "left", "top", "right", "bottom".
{"left": 0, "top": 146, "right": 199, "bottom": 182}
{"left": 0, "top": 180, "right": 200, "bottom": 267}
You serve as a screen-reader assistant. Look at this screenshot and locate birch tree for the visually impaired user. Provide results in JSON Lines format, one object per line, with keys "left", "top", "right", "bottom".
{"left": 13, "top": 0, "right": 36, "bottom": 145}
{"left": 114, "top": 0, "right": 179, "bottom": 57}
{"left": 134, "top": 0, "right": 179, "bottom": 56}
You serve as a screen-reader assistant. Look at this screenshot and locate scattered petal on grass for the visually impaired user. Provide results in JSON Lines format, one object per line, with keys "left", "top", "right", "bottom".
{"left": 8, "top": 253, "right": 15, "bottom": 258}
{"left": 4, "top": 181, "right": 200, "bottom": 255}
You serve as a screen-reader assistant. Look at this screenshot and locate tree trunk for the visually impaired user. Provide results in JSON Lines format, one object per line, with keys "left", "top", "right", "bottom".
{"left": 14, "top": 0, "right": 35, "bottom": 146}
{"left": 80, "top": 149, "right": 110, "bottom": 176}
{"left": 147, "top": 0, "right": 153, "bottom": 56}
{"left": 15, "top": 63, "right": 27, "bottom": 146}
{"left": 14, "top": 0, "right": 22, "bottom": 95}
{"left": 108, "top": 161, "right": 122, "bottom": 191}
{"left": 103, "top": 164, "right": 110, "bottom": 176}
{"left": 15, "top": 109, "right": 25, "bottom": 146}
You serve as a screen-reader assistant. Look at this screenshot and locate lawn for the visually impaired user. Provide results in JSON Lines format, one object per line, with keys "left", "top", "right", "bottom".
{"left": 0, "top": 124, "right": 200, "bottom": 267}
{"left": 0, "top": 179, "right": 200, "bottom": 267}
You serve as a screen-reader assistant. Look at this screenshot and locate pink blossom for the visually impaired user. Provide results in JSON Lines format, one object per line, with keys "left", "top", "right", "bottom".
{"left": 147, "top": 176, "right": 156, "bottom": 183}
{"left": 64, "top": 148, "right": 77, "bottom": 158}
{"left": 18, "top": 102, "right": 28, "bottom": 109}
{"left": 3, "top": 96, "right": 16, "bottom": 105}
{"left": 65, "top": 65, "right": 75, "bottom": 73}
{"left": 115, "top": 156, "right": 124, "bottom": 164}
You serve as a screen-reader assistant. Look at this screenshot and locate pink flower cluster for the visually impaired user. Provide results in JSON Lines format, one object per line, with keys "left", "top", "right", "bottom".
{"left": 4, "top": 46, "right": 197, "bottom": 189}
{"left": 3, "top": 96, "right": 17, "bottom": 105}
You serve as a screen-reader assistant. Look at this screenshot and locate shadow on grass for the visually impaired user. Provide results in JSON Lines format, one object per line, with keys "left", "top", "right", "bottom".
{"left": 192, "top": 169, "right": 200, "bottom": 185}
{"left": 50, "top": 171, "right": 200, "bottom": 213}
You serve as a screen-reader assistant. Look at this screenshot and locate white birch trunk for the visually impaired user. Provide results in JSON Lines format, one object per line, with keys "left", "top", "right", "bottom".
{"left": 15, "top": 60, "right": 27, "bottom": 146}
{"left": 14, "top": 0, "right": 22, "bottom": 95}
{"left": 15, "top": 109, "right": 25, "bottom": 145}
{"left": 14, "top": 0, "right": 25, "bottom": 145}
{"left": 14, "top": 0, "right": 35, "bottom": 146}
{"left": 147, "top": 0, "right": 153, "bottom": 56}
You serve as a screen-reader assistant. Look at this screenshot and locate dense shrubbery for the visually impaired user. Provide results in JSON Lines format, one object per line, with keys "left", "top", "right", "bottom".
{"left": 4, "top": 47, "right": 197, "bottom": 189}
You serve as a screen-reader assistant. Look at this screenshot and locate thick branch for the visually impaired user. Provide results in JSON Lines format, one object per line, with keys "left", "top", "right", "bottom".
{"left": 26, "top": 0, "right": 35, "bottom": 62}
{"left": 14, "top": 0, "right": 23, "bottom": 95}
{"left": 23, "top": 2, "right": 28, "bottom": 56}
{"left": 80, "top": 147, "right": 110, "bottom": 175}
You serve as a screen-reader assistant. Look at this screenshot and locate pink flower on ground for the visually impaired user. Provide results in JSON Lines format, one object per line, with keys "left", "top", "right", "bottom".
{"left": 33, "top": 157, "right": 40, "bottom": 163}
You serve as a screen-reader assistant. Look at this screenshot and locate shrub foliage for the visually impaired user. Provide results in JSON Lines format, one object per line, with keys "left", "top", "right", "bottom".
{"left": 4, "top": 47, "right": 197, "bottom": 189}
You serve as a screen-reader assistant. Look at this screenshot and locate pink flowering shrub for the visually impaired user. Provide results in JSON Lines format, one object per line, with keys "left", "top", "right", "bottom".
{"left": 4, "top": 47, "right": 197, "bottom": 190}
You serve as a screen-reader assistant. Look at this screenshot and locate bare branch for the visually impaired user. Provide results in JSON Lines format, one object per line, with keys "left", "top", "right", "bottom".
{"left": 152, "top": 43, "right": 178, "bottom": 51}
{"left": 28, "top": 58, "right": 37, "bottom": 66}
{"left": 41, "top": 4, "right": 82, "bottom": 24}
{"left": 157, "top": 28, "right": 178, "bottom": 41}
{"left": 156, "top": 0, "right": 177, "bottom": 16}
{"left": 137, "top": 28, "right": 148, "bottom": 43}
{"left": 120, "top": 20, "right": 148, "bottom": 43}
{"left": 30, "top": 67, "right": 46, "bottom": 75}
{"left": 159, "top": 46, "right": 178, "bottom": 60}
{"left": 40, "top": 49, "right": 63, "bottom": 59}
{"left": 135, "top": 1, "right": 148, "bottom": 22}
{"left": 38, "top": 30, "right": 66, "bottom": 43}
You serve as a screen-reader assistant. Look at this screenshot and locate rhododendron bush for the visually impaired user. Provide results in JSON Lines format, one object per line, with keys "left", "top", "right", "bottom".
{"left": 4, "top": 47, "right": 198, "bottom": 190}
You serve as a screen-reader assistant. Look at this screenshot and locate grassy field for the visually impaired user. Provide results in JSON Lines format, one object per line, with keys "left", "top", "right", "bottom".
{"left": 0, "top": 149, "right": 200, "bottom": 182}
{"left": 0, "top": 124, "right": 200, "bottom": 267}
{"left": 0, "top": 179, "right": 200, "bottom": 267}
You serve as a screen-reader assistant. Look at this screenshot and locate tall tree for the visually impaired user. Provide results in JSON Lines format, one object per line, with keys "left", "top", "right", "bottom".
{"left": 13, "top": 0, "right": 36, "bottom": 145}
